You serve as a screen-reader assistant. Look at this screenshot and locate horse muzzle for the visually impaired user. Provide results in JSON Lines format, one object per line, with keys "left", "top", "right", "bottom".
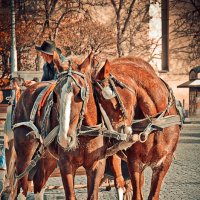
{"left": 57, "top": 131, "right": 77, "bottom": 150}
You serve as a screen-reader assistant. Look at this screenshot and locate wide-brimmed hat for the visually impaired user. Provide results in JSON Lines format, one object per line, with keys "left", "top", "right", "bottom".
{"left": 35, "top": 40, "right": 56, "bottom": 55}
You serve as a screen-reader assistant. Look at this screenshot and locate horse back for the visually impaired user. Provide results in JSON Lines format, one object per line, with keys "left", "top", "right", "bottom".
{"left": 13, "top": 82, "right": 51, "bottom": 124}
{"left": 109, "top": 59, "right": 170, "bottom": 114}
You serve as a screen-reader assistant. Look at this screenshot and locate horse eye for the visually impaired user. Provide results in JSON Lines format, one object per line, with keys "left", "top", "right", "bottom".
{"left": 53, "top": 91, "right": 57, "bottom": 103}
{"left": 74, "top": 89, "right": 84, "bottom": 102}
{"left": 77, "top": 90, "right": 83, "bottom": 100}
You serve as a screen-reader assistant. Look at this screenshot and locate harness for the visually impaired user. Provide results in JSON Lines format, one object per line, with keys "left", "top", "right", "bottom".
{"left": 94, "top": 74, "right": 183, "bottom": 157}
{"left": 12, "top": 69, "right": 183, "bottom": 183}
{"left": 12, "top": 83, "right": 58, "bottom": 182}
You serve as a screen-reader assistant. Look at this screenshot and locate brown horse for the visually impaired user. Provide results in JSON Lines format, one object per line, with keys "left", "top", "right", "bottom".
{"left": 1, "top": 75, "right": 60, "bottom": 200}
{"left": 11, "top": 81, "right": 58, "bottom": 199}
{"left": 50, "top": 52, "right": 131, "bottom": 200}
{"left": 92, "top": 57, "right": 181, "bottom": 200}
{"left": 10, "top": 53, "right": 124, "bottom": 200}
{"left": 50, "top": 53, "right": 109, "bottom": 200}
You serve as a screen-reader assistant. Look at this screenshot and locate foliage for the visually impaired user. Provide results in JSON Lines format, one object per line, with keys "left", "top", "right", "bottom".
{"left": 170, "top": 0, "right": 200, "bottom": 62}
{"left": 0, "top": 0, "right": 199, "bottom": 72}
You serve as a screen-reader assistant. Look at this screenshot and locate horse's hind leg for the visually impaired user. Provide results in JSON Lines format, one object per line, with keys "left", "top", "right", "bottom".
{"left": 33, "top": 151, "right": 57, "bottom": 200}
{"left": 86, "top": 158, "right": 106, "bottom": 200}
{"left": 148, "top": 155, "right": 172, "bottom": 200}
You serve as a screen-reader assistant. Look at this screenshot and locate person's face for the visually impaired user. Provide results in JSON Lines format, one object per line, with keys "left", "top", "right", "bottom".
{"left": 41, "top": 52, "right": 48, "bottom": 61}
{"left": 41, "top": 52, "right": 53, "bottom": 63}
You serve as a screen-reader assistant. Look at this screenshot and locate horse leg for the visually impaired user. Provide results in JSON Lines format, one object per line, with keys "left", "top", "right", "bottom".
{"left": 3, "top": 139, "right": 16, "bottom": 199}
{"left": 148, "top": 155, "right": 172, "bottom": 200}
{"left": 140, "top": 170, "right": 145, "bottom": 200}
{"left": 58, "top": 158, "right": 76, "bottom": 200}
{"left": 33, "top": 151, "right": 57, "bottom": 200}
{"left": 14, "top": 129, "right": 39, "bottom": 198}
{"left": 127, "top": 159, "right": 143, "bottom": 200}
{"left": 108, "top": 155, "right": 125, "bottom": 200}
{"left": 86, "top": 158, "right": 106, "bottom": 200}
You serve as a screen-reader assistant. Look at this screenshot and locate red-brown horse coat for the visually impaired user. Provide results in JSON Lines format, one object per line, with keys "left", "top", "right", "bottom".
{"left": 51, "top": 53, "right": 111, "bottom": 200}
{"left": 94, "top": 57, "right": 180, "bottom": 200}
{"left": 12, "top": 53, "right": 125, "bottom": 199}
{"left": 13, "top": 82, "right": 58, "bottom": 197}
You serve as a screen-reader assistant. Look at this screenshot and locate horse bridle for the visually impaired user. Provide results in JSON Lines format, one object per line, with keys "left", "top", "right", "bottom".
{"left": 95, "top": 73, "right": 136, "bottom": 120}
{"left": 56, "top": 66, "right": 89, "bottom": 133}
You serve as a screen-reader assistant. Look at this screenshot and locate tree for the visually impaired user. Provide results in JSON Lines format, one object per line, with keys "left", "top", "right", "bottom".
{"left": 170, "top": 0, "right": 200, "bottom": 63}
{"left": 0, "top": 0, "right": 116, "bottom": 70}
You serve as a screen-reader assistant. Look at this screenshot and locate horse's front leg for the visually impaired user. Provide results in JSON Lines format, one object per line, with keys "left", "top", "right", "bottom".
{"left": 127, "top": 156, "right": 143, "bottom": 200}
{"left": 33, "top": 150, "right": 58, "bottom": 200}
{"left": 108, "top": 155, "right": 125, "bottom": 199}
{"left": 14, "top": 129, "right": 39, "bottom": 199}
{"left": 58, "top": 155, "right": 76, "bottom": 200}
{"left": 86, "top": 158, "right": 106, "bottom": 200}
{"left": 148, "top": 154, "right": 173, "bottom": 200}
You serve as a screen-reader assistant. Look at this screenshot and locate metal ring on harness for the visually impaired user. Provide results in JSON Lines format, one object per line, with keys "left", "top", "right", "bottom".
{"left": 138, "top": 123, "right": 153, "bottom": 143}
{"left": 138, "top": 131, "right": 148, "bottom": 143}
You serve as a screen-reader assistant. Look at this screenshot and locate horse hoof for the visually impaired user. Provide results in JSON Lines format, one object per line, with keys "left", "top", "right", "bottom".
{"left": 123, "top": 180, "right": 133, "bottom": 200}
{"left": 105, "top": 185, "right": 111, "bottom": 191}
{"left": 1, "top": 192, "right": 9, "bottom": 200}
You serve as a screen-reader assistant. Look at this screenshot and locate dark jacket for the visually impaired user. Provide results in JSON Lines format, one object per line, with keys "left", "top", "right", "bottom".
{"left": 41, "top": 61, "right": 58, "bottom": 81}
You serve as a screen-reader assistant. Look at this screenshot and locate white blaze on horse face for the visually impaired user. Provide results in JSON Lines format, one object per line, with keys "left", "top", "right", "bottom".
{"left": 58, "top": 83, "right": 73, "bottom": 148}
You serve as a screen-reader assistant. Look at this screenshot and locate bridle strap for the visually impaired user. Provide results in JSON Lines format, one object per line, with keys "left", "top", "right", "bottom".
{"left": 57, "top": 67, "right": 89, "bottom": 134}
{"left": 95, "top": 74, "right": 136, "bottom": 120}
{"left": 108, "top": 77, "right": 128, "bottom": 119}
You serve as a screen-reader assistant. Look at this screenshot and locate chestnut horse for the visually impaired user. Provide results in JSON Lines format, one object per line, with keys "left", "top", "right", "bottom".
{"left": 51, "top": 53, "right": 123, "bottom": 200}
{"left": 11, "top": 81, "right": 58, "bottom": 199}
{"left": 92, "top": 57, "right": 181, "bottom": 200}
{"left": 11, "top": 53, "right": 126, "bottom": 200}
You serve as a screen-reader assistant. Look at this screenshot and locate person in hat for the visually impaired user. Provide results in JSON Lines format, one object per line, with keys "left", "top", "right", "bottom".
{"left": 35, "top": 41, "right": 68, "bottom": 81}
{"left": 35, "top": 40, "right": 59, "bottom": 81}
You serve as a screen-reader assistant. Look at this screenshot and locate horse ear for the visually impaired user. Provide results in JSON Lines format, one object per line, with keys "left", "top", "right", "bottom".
{"left": 96, "top": 59, "right": 110, "bottom": 80}
{"left": 78, "top": 52, "right": 94, "bottom": 74}
{"left": 53, "top": 51, "right": 65, "bottom": 72}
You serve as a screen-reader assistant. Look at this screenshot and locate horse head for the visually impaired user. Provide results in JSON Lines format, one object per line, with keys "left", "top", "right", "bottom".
{"left": 53, "top": 52, "right": 98, "bottom": 150}
{"left": 94, "top": 59, "right": 138, "bottom": 135}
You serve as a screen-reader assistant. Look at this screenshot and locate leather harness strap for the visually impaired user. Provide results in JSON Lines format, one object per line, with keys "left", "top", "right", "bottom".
{"left": 14, "top": 125, "right": 59, "bottom": 181}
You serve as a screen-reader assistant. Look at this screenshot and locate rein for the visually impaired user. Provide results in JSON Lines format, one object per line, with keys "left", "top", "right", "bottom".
{"left": 95, "top": 74, "right": 135, "bottom": 120}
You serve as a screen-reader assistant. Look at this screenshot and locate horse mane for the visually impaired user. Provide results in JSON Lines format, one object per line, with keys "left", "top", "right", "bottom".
{"left": 111, "top": 56, "right": 156, "bottom": 75}
{"left": 54, "top": 53, "right": 90, "bottom": 72}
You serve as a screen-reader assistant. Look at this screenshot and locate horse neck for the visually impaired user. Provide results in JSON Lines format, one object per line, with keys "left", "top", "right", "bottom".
{"left": 136, "top": 80, "right": 169, "bottom": 117}
{"left": 111, "top": 67, "right": 169, "bottom": 118}
{"left": 83, "top": 82, "right": 99, "bottom": 126}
